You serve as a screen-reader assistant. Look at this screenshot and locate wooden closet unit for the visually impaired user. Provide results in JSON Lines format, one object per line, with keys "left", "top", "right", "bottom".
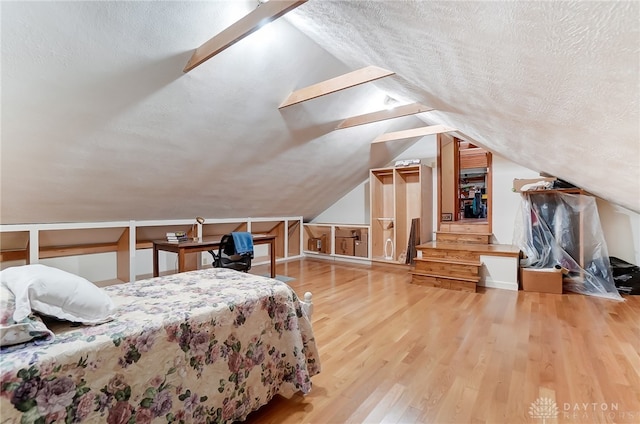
{"left": 370, "top": 165, "right": 432, "bottom": 263}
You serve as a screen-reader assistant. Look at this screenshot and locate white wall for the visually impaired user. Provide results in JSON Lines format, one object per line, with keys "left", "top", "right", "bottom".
{"left": 312, "top": 181, "right": 369, "bottom": 224}
{"left": 312, "top": 135, "right": 438, "bottom": 226}
{"left": 41, "top": 251, "right": 178, "bottom": 282}
{"left": 41, "top": 253, "right": 117, "bottom": 282}
{"left": 491, "top": 155, "right": 540, "bottom": 244}
{"left": 596, "top": 199, "right": 640, "bottom": 266}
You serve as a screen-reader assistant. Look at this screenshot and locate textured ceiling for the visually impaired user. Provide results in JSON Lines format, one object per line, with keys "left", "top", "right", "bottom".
{"left": 287, "top": 0, "right": 640, "bottom": 212}
{"left": 1, "top": 1, "right": 638, "bottom": 226}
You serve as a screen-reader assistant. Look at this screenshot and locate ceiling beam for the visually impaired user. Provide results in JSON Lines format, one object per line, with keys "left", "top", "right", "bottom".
{"left": 372, "top": 125, "right": 456, "bottom": 144}
{"left": 184, "top": 0, "right": 307, "bottom": 73}
{"left": 336, "top": 102, "right": 434, "bottom": 130}
{"left": 279, "top": 66, "right": 395, "bottom": 108}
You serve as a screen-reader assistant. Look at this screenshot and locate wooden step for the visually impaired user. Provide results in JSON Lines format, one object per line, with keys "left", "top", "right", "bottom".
{"left": 414, "top": 257, "right": 480, "bottom": 277}
{"left": 411, "top": 242, "right": 520, "bottom": 293}
{"left": 418, "top": 243, "right": 480, "bottom": 262}
{"left": 411, "top": 272, "right": 478, "bottom": 293}
{"left": 435, "top": 231, "right": 491, "bottom": 244}
{"left": 414, "top": 256, "right": 481, "bottom": 267}
{"left": 417, "top": 241, "right": 521, "bottom": 258}
{"left": 439, "top": 222, "right": 490, "bottom": 234}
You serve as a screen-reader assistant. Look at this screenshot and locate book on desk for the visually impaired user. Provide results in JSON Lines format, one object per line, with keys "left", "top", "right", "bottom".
{"left": 166, "top": 231, "right": 188, "bottom": 243}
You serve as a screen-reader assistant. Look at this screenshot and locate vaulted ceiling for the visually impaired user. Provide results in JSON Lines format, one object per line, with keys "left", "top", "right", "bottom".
{"left": 1, "top": 1, "right": 638, "bottom": 225}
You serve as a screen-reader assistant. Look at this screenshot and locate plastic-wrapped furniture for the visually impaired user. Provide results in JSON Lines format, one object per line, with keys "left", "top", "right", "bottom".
{"left": 515, "top": 190, "right": 622, "bottom": 300}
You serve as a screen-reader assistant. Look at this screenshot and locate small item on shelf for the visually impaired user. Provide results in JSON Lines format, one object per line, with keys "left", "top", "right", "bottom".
{"left": 394, "top": 159, "right": 420, "bottom": 167}
{"left": 398, "top": 251, "right": 406, "bottom": 263}
{"left": 512, "top": 177, "right": 557, "bottom": 193}
{"left": 384, "top": 238, "right": 394, "bottom": 260}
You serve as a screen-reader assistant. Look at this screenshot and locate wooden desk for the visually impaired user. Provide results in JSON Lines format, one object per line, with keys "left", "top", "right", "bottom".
{"left": 152, "top": 234, "right": 276, "bottom": 278}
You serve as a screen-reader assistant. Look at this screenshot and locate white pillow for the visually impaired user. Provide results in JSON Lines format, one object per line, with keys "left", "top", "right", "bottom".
{"left": 0, "top": 264, "right": 116, "bottom": 325}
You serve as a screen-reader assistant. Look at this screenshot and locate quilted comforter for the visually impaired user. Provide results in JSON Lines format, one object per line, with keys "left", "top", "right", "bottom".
{"left": 0, "top": 268, "right": 320, "bottom": 423}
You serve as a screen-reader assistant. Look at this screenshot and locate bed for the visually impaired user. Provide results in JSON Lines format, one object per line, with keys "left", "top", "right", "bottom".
{"left": 0, "top": 267, "right": 320, "bottom": 423}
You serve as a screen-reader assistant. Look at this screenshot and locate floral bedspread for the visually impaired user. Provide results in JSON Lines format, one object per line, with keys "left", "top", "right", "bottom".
{"left": 0, "top": 268, "right": 320, "bottom": 423}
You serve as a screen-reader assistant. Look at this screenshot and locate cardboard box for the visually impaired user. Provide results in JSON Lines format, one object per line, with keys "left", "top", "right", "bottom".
{"left": 521, "top": 268, "right": 563, "bottom": 294}
{"left": 513, "top": 177, "right": 557, "bottom": 193}
{"left": 335, "top": 228, "right": 360, "bottom": 238}
{"left": 307, "top": 237, "right": 322, "bottom": 252}
{"left": 319, "top": 234, "right": 329, "bottom": 254}
{"left": 335, "top": 236, "right": 355, "bottom": 256}
{"left": 308, "top": 234, "right": 329, "bottom": 253}
{"left": 354, "top": 240, "right": 367, "bottom": 257}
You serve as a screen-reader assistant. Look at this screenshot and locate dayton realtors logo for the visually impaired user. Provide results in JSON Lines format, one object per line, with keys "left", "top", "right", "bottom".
{"left": 561, "top": 402, "right": 639, "bottom": 421}
{"left": 529, "top": 397, "right": 559, "bottom": 423}
{"left": 529, "top": 398, "right": 639, "bottom": 422}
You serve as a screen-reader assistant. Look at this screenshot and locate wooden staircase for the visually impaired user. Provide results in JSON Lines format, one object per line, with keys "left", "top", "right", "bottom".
{"left": 411, "top": 221, "right": 491, "bottom": 293}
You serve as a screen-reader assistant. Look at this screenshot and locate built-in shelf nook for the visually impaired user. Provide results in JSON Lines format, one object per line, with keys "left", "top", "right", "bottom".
{"left": 0, "top": 216, "right": 303, "bottom": 285}
{"left": 370, "top": 164, "right": 433, "bottom": 264}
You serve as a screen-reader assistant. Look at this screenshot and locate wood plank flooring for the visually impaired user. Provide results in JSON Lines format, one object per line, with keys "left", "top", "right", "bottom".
{"left": 245, "top": 258, "right": 640, "bottom": 424}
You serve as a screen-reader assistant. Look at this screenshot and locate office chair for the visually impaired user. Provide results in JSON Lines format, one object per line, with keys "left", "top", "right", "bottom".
{"left": 208, "top": 233, "right": 252, "bottom": 272}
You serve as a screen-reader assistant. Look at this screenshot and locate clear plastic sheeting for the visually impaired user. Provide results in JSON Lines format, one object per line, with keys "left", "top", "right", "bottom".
{"left": 514, "top": 192, "right": 623, "bottom": 301}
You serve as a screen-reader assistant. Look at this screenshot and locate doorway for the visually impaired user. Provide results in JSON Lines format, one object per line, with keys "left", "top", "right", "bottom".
{"left": 437, "top": 134, "right": 492, "bottom": 231}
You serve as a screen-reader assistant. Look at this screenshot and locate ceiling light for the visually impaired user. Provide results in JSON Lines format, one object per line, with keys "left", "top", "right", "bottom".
{"left": 384, "top": 95, "right": 398, "bottom": 110}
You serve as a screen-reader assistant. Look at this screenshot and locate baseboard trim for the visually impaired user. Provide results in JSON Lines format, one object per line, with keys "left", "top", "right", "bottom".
{"left": 304, "top": 252, "right": 372, "bottom": 265}
{"left": 481, "top": 277, "right": 519, "bottom": 291}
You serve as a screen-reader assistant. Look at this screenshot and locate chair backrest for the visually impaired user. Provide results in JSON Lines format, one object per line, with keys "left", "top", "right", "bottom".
{"left": 220, "top": 234, "right": 237, "bottom": 257}
{"left": 211, "top": 233, "right": 252, "bottom": 272}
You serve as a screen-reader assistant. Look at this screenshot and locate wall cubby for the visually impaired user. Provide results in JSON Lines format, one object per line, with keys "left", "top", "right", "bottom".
{"left": 370, "top": 165, "right": 432, "bottom": 264}
{"left": 303, "top": 223, "right": 370, "bottom": 261}
{"left": 0, "top": 217, "right": 303, "bottom": 285}
{"left": 303, "top": 224, "right": 332, "bottom": 255}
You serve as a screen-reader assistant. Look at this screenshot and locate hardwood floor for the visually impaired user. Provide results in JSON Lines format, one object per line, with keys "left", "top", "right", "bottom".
{"left": 245, "top": 258, "right": 640, "bottom": 424}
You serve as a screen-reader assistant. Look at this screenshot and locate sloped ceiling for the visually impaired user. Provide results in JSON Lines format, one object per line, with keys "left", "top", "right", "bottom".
{"left": 1, "top": 1, "right": 638, "bottom": 226}
{"left": 287, "top": 1, "right": 640, "bottom": 211}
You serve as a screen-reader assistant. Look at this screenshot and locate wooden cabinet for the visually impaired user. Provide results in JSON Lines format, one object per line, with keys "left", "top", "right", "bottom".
{"left": 370, "top": 165, "right": 432, "bottom": 263}
{"left": 459, "top": 147, "right": 488, "bottom": 169}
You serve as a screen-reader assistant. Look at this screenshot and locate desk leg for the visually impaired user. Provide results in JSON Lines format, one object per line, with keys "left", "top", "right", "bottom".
{"left": 153, "top": 245, "right": 159, "bottom": 277}
{"left": 178, "top": 249, "right": 186, "bottom": 274}
{"left": 270, "top": 239, "right": 276, "bottom": 278}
